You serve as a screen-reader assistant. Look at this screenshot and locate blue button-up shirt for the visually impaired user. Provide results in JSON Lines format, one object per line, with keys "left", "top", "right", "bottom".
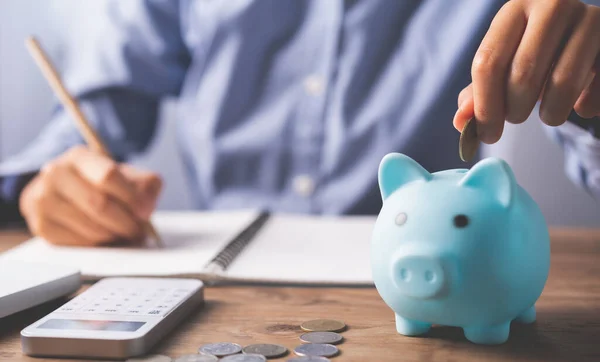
{"left": 1, "top": 0, "right": 599, "bottom": 218}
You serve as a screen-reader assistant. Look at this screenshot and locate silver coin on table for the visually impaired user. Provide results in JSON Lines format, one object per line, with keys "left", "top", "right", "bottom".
{"left": 221, "top": 353, "right": 268, "bottom": 362}
{"left": 286, "top": 357, "right": 331, "bottom": 362}
{"left": 199, "top": 342, "right": 243, "bottom": 357}
{"left": 299, "top": 332, "right": 343, "bottom": 345}
{"left": 242, "top": 343, "right": 288, "bottom": 358}
{"left": 126, "top": 355, "right": 172, "bottom": 362}
{"left": 294, "top": 344, "right": 338, "bottom": 358}
{"left": 174, "top": 354, "right": 219, "bottom": 362}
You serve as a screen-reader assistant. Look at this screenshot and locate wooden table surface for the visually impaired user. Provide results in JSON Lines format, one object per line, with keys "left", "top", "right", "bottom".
{"left": 0, "top": 229, "right": 599, "bottom": 362}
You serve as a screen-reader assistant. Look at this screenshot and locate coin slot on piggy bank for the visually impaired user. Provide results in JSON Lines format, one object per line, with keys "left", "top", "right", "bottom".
{"left": 371, "top": 153, "right": 550, "bottom": 345}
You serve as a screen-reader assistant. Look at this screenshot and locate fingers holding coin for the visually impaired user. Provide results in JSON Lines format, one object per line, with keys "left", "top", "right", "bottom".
{"left": 462, "top": 0, "right": 600, "bottom": 146}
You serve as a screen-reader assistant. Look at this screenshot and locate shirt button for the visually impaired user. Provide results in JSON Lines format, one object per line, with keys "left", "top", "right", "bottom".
{"left": 303, "top": 75, "right": 325, "bottom": 96}
{"left": 293, "top": 175, "right": 315, "bottom": 197}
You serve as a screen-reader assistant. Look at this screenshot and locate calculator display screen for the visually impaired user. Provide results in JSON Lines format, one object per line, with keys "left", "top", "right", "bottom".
{"left": 38, "top": 319, "right": 146, "bottom": 332}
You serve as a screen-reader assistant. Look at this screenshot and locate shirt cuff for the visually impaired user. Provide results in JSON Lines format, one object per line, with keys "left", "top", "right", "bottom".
{"left": 0, "top": 173, "right": 36, "bottom": 227}
{"left": 550, "top": 116, "right": 600, "bottom": 199}
{"left": 566, "top": 110, "right": 600, "bottom": 138}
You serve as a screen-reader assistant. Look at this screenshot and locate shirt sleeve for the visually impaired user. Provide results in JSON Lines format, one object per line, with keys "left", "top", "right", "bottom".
{"left": 548, "top": 111, "right": 600, "bottom": 199}
{"left": 0, "top": 173, "right": 36, "bottom": 227}
{"left": 543, "top": 0, "right": 600, "bottom": 198}
{"left": 0, "top": 0, "right": 189, "bottom": 223}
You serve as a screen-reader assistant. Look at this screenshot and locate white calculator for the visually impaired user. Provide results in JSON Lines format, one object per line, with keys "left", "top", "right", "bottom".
{"left": 21, "top": 277, "right": 204, "bottom": 359}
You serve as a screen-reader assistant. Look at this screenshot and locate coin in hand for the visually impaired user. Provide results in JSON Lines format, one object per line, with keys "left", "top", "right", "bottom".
{"left": 242, "top": 344, "right": 288, "bottom": 358}
{"left": 301, "top": 319, "right": 346, "bottom": 333}
{"left": 299, "top": 332, "right": 343, "bottom": 345}
{"left": 199, "top": 342, "right": 242, "bottom": 357}
{"left": 459, "top": 116, "right": 479, "bottom": 162}
{"left": 294, "top": 344, "right": 339, "bottom": 358}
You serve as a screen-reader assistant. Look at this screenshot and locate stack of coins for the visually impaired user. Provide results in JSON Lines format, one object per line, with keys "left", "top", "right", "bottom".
{"left": 287, "top": 319, "right": 347, "bottom": 361}
{"left": 126, "top": 319, "right": 348, "bottom": 362}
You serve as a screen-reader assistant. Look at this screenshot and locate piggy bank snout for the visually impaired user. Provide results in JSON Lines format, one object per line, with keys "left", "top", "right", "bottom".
{"left": 392, "top": 256, "right": 447, "bottom": 299}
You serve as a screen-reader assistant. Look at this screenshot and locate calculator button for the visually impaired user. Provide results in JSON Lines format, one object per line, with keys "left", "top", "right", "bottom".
{"left": 147, "top": 293, "right": 166, "bottom": 299}
{"left": 161, "top": 300, "right": 177, "bottom": 308}
{"left": 63, "top": 301, "right": 83, "bottom": 309}
{"left": 57, "top": 306, "right": 77, "bottom": 312}
{"left": 148, "top": 306, "right": 171, "bottom": 315}
{"left": 125, "top": 303, "right": 148, "bottom": 314}
{"left": 101, "top": 303, "right": 124, "bottom": 311}
{"left": 101, "top": 308, "right": 120, "bottom": 314}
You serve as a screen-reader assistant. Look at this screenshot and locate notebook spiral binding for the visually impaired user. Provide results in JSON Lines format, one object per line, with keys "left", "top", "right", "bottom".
{"left": 203, "top": 211, "right": 271, "bottom": 275}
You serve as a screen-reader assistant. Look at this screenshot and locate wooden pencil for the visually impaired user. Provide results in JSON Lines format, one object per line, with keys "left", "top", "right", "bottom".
{"left": 25, "top": 36, "right": 163, "bottom": 248}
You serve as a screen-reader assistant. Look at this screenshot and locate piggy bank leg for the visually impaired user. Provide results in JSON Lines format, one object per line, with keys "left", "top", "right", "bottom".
{"left": 463, "top": 322, "right": 510, "bottom": 345}
{"left": 514, "top": 305, "right": 536, "bottom": 324}
{"left": 395, "top": 314, "right": 431, "bottom": 336}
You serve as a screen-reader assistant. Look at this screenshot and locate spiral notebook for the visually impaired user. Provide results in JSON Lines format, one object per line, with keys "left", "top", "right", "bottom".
{"left": 0, "top": 210, "right": 375, "bottom": 286}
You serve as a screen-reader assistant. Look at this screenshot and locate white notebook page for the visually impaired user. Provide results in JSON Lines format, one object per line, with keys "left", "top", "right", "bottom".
{"left": 225, "top": 214, "right": 375, "bottom": 284}
{"left": 0, "top": 211, "right": 258, "bottom": 278}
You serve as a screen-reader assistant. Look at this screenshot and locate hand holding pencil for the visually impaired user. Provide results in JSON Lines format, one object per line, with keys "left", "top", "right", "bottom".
{"left": 18, "top": 37, "right": 164, "bottom": 247}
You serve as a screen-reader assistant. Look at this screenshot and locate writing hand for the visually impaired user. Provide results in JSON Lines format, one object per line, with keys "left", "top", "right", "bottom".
{"left": 19, "top": 146, "right": 162, "bottom": 246}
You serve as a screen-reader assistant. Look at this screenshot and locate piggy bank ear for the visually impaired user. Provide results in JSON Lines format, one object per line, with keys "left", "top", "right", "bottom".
{"left": 458, "top": 158, "right": 516, "bottom": 207}
{"left": 378, "top": 153, "right": 432, "bottom": 200}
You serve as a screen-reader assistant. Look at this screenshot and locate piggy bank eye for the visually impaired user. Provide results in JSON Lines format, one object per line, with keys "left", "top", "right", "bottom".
{"left": 453, "top": 214, "right": 469, "bottom": 228}
{"left": 395, "top": 212, "right": 407, "bottom": 226}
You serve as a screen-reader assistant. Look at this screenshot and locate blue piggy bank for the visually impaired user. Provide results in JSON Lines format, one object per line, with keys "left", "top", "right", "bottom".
{"left": 371, "top": 153, "right": 550, "bottom": 345}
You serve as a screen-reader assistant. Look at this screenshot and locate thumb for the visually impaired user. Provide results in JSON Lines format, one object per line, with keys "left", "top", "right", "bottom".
{"left": 454, "top": 84, "right": 475, "bottom": 132}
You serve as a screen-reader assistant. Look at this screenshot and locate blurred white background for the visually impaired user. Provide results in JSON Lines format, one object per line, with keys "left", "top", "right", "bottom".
{"left": 1, "top": 0, "right": 599, "bottom": 226}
